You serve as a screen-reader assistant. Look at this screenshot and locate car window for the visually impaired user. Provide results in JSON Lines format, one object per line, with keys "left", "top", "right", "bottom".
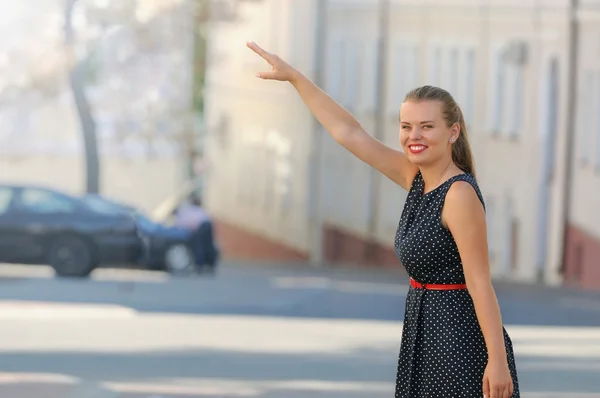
{"left": 0, "top": 188, "right": 14, "bottom": 215}
{"left": 20, "top": 189, "right": 77, "bottom": 214}
{"left": 82, "top": 196, "right": 123, "bottom": 215}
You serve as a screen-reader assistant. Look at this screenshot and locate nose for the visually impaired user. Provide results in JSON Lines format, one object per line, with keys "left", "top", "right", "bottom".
{"left": 408, "top": 126, "right": 422, "bottom": 140}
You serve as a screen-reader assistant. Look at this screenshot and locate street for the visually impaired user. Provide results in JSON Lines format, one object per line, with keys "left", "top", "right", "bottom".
{"left": 0, "top": 262, "right": 598, "bottom": 398}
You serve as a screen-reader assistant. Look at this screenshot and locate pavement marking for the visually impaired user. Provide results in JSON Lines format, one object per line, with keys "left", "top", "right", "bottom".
{"left": 523, "top": 394, "right": 600, "bottom": 398}
{"left": 0, "top": 372, "right": 79, "bottom": 385}
{"left": 91, "top": 269, "right": 170, "bottom": 283}
{"left": 0, "top": 373, "right": 119, "bottom": 397}
{"left": 102, "top": 378, "right": 392, "bottom": 397}
{"left": 105, "top": 382, "right": 258, "bottom": 396}
{"left": 0, "top": 264, "right": 169, "bottom": 283}
{"left": 0, "top": 301, "right": 137, "bottom": 319}
{"left": 0, "top": 264, "right": 54, "bottom": 278}
{"left": 271, "top": 276, "right": 408, "bottom": 296}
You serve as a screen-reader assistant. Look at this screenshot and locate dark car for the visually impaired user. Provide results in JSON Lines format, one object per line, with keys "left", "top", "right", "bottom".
{"left": 0, "top": 185, "right": 141, "bottom": 277}
{"left": 80, "top": 194, "right": 196, "bottom": 274}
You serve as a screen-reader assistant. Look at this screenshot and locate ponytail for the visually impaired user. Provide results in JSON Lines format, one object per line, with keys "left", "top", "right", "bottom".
{"left": 452, "top": 107, "right": 476, "bottom": 178}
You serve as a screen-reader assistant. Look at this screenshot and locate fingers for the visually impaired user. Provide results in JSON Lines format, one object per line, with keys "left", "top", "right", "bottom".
{"left": 483, "top": 377, "right": 490, "bottom": 398}
{"left": 487, "top": 385, "right": 512, "bottom": 398}
{"left": 246, "top": 41, "right": 272, "bottom": 62}
{"left": 255, "top": 71, "right": 277, "bottom": 80}
{"left": 246, "top": 41, "right": 278, "bottom": 79}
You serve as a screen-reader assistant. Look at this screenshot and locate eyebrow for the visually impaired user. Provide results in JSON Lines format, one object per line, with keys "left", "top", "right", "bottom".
{"left": 400, "top": 120, "right": 436, "bottom": 124}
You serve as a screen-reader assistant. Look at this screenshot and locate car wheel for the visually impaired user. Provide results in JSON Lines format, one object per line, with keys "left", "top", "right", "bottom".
{"left": 48, "top": 236, "right": 95, "bottom": 278}
{"left": 164, "top": 244, "right": 194, "bottom": 275}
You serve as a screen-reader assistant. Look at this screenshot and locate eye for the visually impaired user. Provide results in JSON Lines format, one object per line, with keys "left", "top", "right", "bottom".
{"left": 423, "top": 125, "right": 433, "bottom": 130}
{"left": 401, "top": 125, "right": 411, "bottom": 130}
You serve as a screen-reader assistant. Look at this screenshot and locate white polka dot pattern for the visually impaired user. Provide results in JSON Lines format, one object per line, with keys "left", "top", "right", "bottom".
{"left": 394, "top": 171, "right": 520, "bottom": 397}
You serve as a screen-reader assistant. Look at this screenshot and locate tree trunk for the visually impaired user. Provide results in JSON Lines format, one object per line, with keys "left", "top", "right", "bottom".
{"left": 69, "top": 62, "right": 100, "bottom": 194}
{"left": 65, "top": 0, "right": 100, "bottom": 194}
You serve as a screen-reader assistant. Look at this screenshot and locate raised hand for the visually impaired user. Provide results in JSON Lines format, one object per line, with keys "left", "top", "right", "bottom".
{"left": 246, "top": 41, "right": 300, "bottom": 82}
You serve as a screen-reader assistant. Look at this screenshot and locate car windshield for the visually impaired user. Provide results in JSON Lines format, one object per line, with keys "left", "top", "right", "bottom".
{"left": 135, "top": 212, "right": 158, "bottom": 229}
{"left": 81, "top": 196, "right": 131, "bottom": 216}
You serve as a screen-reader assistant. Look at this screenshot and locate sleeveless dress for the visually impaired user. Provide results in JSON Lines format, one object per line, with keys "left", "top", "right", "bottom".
{"left": 394, "top": 171, "right": 520, "bottom": 398}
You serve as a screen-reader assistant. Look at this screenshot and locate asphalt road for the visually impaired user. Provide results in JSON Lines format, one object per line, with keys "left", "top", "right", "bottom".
{"left": 0, "top": 262, "right": 598, "bottom": 398}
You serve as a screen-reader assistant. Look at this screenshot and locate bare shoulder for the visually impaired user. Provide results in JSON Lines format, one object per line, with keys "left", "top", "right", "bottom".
{"left": 442, "top": 180, "right": 485, "bottom": 228}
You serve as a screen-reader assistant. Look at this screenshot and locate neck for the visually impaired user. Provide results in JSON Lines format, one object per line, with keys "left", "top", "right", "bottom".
{"left": 420, "top": 157, "right": 460, "bottom": 192}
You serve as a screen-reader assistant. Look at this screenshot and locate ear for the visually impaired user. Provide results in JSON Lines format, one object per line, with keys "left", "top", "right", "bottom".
{"left": 449, "top": 122, "right": 460, "bottom": 143}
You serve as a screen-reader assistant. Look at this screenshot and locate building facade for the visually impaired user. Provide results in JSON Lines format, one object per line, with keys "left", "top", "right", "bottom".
{"left": 204, "top": 0, "right": 598, "bottom": 289}
{"left": 563, "top": 0, "right": 600, "bottom": 289}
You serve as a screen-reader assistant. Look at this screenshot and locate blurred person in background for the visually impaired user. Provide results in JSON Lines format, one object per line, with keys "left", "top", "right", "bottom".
{"left": 246, "top": 41, "right": 519, "bottom": 398}
{"left": 175, "top": 196, "right": 219, "bottom": 275}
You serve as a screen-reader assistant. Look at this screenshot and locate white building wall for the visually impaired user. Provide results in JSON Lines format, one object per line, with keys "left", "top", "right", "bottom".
{"left": 321, "top": 5, "right": 381, "bottom": 238}
{"left": 203, "top": 0, "right": 320, "bottom": 253}
{"left": 572, "top": 4, "right": 600, "bottom": 239}
{"left": 203, "top": 0, "right": 576, "bottom": 282}
{"left": 477, "top": 3, "right": 572, "bottom": 283}
{"left": 321, "top": 1, "right": 571, "bottom": 281}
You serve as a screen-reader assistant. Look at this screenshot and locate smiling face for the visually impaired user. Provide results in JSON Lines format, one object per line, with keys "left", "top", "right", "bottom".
{"left": 399, "top": 100, "right": 459, "bottom": 167}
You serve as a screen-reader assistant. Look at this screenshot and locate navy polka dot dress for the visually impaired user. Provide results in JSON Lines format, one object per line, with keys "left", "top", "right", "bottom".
{"left": 394, "top": 171, "right": 520, "bottom": 397}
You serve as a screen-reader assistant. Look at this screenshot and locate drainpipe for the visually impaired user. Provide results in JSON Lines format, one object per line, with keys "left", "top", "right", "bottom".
{"left": 365, "top": 0, "right": 391, "bottom": 263}
{"left": 309, "top": 0, "right": 328, "bottom": 266}
{"left": 559, "top": 0, "right": 580, "bottom": 279}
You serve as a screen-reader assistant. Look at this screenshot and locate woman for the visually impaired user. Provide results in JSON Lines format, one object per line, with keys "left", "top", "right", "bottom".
{"left": 246, "top": 41, "right": 520, "bottom": 398}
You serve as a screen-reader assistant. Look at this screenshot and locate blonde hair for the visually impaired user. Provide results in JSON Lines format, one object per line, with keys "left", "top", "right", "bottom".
{"left": 404, "top": 85, "right": 476, "bottom": 178}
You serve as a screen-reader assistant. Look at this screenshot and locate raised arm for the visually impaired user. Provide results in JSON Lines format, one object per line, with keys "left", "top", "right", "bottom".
{"left": 247, "top": 41, "right": 418, "bottom": 191}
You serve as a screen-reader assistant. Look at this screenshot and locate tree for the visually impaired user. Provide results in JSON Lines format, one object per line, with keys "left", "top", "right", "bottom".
{"left": 63, "top": 0, "right": 263, "bottom": 194}
{"left": 65, "top": 0, "right": 100, "bottom": 194}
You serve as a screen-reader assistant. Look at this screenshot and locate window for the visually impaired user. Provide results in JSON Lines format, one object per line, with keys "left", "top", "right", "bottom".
{"left": 508, "top": 64, "right": 525, "bottom": 138}
{"left": 360, "top": 39, "right": 378, "bottom": 112}
{"left": 486, "top": 198, "right": 496, "bottom": 262}
{"left": 19, "top": 189, "right": 77, "bottom": 214}
{"left": 393, "top": 43, "right": 419, "bottom": 108}
{"left": 490, "top": 47, "right": 506, "bottom": 133}
{"left": 577, "top": 71, "right": 594, "bottom": 165}
{"left": 490, "top": 41, "right": 528, "bottom": 138}
{"left": 447, "top": 48, "right": 459, "bottom": 96}
{"left": 327, "top": 38, "right": 345, "bottom": 102}
{"left": 429, "top": 46, "right": 442, "bottom": 86}
{"left": 393, "top": 43, "right": 407, "bottom": 108}
{"left": 462, "top": 48, "right": 476, "bottom": 126}
{"left": 81, "top": 196, "right": 127, "bottom": 216}
{"left": 596, "top": 72, "right": 600, "bottom": 170}
{"left": 343, "top": 41, "right": 359, "bottom": 110}
{"left": 406, "top": 45, "right": 419, "bottom": 93}
{"left": 0, "top": 188, "right": 14, "bottom": 215}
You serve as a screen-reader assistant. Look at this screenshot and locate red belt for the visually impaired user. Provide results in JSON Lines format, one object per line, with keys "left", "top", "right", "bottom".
{"left": 410, "top": 277, "right": 467, "bottom": 290}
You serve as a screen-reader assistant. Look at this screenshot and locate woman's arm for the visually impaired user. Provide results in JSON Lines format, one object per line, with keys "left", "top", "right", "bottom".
{"left": 288, "top": 72, "right": 418, "bottom": 190}
{"left": 442, "top": 181, "right": 513, "bottom": 398}
{"left": 247, "top": 42, "right": 419, "bottom": 190}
